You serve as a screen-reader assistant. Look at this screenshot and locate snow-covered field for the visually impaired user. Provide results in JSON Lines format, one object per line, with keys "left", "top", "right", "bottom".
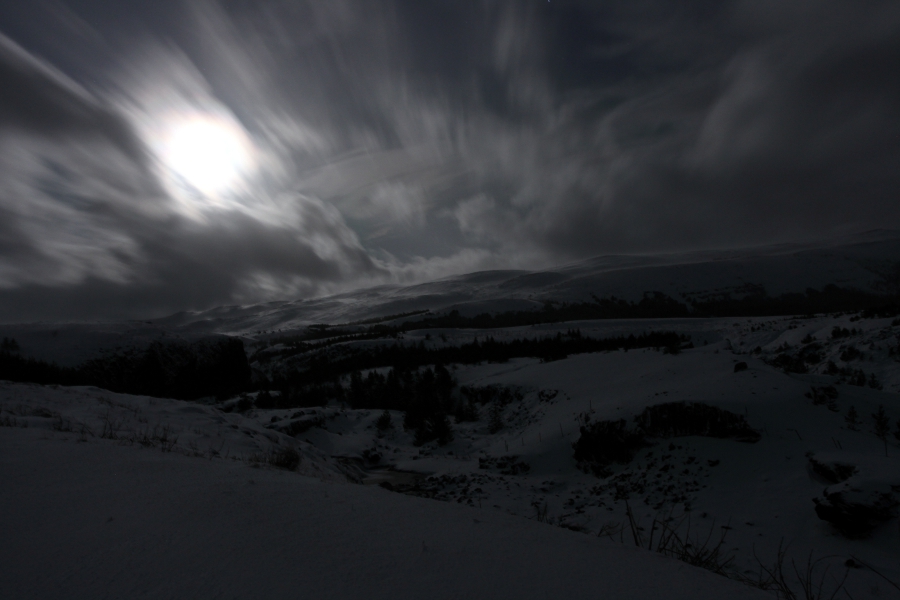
{"left": 0, "top": 423, "right": 770, "bottom": 600}
{"left": 2, "top": 312, "right": 900, "bottom": 598}
{"left": 3, "top": 234, "right": 900, "bottom": 598}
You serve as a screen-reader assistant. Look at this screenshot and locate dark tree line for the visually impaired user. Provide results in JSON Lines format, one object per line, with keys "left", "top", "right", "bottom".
{"left": 268, "top": 330, "right": 690, "bottom": 393}
{"left": 255, "top": 285, "right": 900, "bottom": 364}
{"left": 257, "top": 365, "right": 458, "bottom": 446}
{"left": 686, "top": 284, "right": 899, "bottom": 318}
{"left": 254, "top": 330, "right": 689, "bottom": 445}
{"left": 0, "top": 337, "right": 250, "bottom": 400}
{"left": 0, "top": 340, "right": 81, "bottom": 386}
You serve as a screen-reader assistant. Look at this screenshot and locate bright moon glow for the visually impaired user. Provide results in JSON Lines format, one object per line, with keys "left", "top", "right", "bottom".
{"left": 160, "top": 115, "right": 254, "bottom": 196}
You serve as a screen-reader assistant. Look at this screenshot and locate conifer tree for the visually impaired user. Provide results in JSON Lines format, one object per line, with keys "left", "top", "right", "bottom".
{"left": 488, "top": 402, "right": 503, "bottom": 433}
{"left": 844, "top": 406, "right": 860, "bottom": 431}
{"left": 872, "top": 405, "right": 890, "bottom": 457}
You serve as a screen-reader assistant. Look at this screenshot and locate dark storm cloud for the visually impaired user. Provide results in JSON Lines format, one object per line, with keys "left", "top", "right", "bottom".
{"left": 0, "top": 0, "right": 898, "bottom": 320}
{"left": 0, "top": 34, "right": 148, "bottom": 164}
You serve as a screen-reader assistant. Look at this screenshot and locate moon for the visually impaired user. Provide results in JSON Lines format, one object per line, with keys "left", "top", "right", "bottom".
{"left": 159, "top": 114, "right": 255, "bottom": 197}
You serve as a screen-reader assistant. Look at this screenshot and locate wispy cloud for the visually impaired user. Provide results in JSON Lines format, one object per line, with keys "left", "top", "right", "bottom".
{"left": 0, "top": 0, "right": 898, "bottom": 320}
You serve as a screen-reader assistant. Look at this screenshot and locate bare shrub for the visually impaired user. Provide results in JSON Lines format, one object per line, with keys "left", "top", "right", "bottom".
{"left": 51, "top": 415, "right": 73, "bottom": 432}
{"left": 751, "top": 542, "right": 851, "bottom": 600}
{"left": 99, "top": 410, "right": 124, "bottom": 440}
{"left": 131, "top": 424, "right": 178, "bottom": 451}
{"left": 635, "top": 402, "right": 760, "bottom": 442}
{"left": 615, "top": 508, "right": 856, "bottom": 600}
{"left": 250, "top": 445, "right": 301, "bottom": 471}
{"left": 573, "top": 419, "right": 647, "bottom": 476}
{"left": 624, "top": 502, "right": 736, "bottom": 577}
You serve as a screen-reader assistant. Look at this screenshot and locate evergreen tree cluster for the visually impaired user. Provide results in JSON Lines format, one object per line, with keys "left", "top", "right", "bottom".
{"left": 459, "top": 384, "right": 525, "bottom": 431}
{"left": 573, "top": 402, "right": 760, "bottom": 477}
{"left": 257, "top": 286, "right": 900, "bottom": 363}
{"left": 0, "top": 337, "right": 250, "bottom": 400}
{"left": 271, "top": 330, "right": 689, "bottom": 390}
{"left": 344, "top": 365, "right": 457, "bottom": 446}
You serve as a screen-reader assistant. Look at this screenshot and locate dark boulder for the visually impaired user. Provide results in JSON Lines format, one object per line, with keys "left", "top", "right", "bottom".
{"left": 813, "top": 483, "right": 898, "bottom": 538}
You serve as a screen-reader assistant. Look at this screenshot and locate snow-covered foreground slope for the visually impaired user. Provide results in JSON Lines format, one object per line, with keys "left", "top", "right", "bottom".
{"left": 2, "top": 312, "right": 900, "bottom": 598}
{"left": 0, "top": 425, "right": 768, "bottom": 600}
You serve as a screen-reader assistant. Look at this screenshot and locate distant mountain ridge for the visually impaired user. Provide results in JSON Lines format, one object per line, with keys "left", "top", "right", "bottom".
{"left": 2, "top": 230, "right": 899, "bottom": 367}
{"left": 154, "top": 229, "right": 900, "bottom": 334}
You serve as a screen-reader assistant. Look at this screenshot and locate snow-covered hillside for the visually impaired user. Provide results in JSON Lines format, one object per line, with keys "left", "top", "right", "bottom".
{"left": 3, "top": 233, "right": 900, "bottom": 599}
{"left": 3, "top": 313, "right": 900, "bottom": 598}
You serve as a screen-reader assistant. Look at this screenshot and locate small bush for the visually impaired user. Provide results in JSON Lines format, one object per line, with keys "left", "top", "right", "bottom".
{"left": 255, "top": 389, "right": 276, "bottom": 409}
{"left": 573, "top": 419, "right": 648, "bottom": 476}
{"left": 235, "top": 394, "right": 253, "bottom": 413}
{"left": 538, "top": 389, "right": 559, "bottom": 402}
{"left": 832, "top": 326, "right": 853, "bottom": 339}
{"left": 453, "top": 399, "right": 479, "bottom": 422}
{"left": 479, "top": 455, "right": 530, "bottom": 475}
{"left": 487, "top": 402, "right": 504, "bottom": 433}
{"left": 51, "top": 415, "right": 73, "bottom": 432}
{"left": 252, "top": 446, "right": 301, "bottom": 471}
{"left": 460, "top": 384, "right": 523, "bottom": 406}
{"left": 839, "top": 346, "right": 861, "bottom": 362}
{"left": 0, "top": 337, "right": 19, "bottom": 353}
{"left": 275, "top": 416, "right": 323, "bottom": 437}
{"left": 844, "top": 406, "right": 860, "bottom": 431}
{"left": 873, "top": 405, "right": 890, "bottom": 456}
{"left": 805, "top": 386, "right": 838, "bottom": 411}
{"left": 376, "top": 410, "right": 393, "bottom": 432}
{"left": 573, "top": 402, "right": 759, "bottom": 478}
{"left": 131, "top": 424, "right": 178, "bottom": 451}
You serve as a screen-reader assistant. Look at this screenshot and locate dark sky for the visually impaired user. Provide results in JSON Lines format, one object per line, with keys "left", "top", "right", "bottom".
{"left": 0, "top": 0, "right": 898, "bottom": 321}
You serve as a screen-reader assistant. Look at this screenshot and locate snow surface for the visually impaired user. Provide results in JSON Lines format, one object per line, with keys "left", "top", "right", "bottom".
{"left": 3, "top": 233, "right": 900, "bottom": 598}
{"left": 2, "top": 314, "right": 900, "bottom": 598}
{"left": 1, "top": 424, "right": 767, "bottom": 599}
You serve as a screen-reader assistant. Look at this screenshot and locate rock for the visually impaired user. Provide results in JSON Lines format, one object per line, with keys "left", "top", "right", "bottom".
{"left": 813, "top": 482, "right": 898, "bottom": 538}
{"left": 808, "top": 455, "right": 856, "bottom": 484}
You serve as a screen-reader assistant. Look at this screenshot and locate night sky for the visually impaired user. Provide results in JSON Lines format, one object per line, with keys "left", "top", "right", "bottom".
{"left": 0, "top": 1, "right": 898, "bottom": 321}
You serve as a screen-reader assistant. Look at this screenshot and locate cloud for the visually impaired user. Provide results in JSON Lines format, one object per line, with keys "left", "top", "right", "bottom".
{"left": 0, "top": 0, "right": 898, "bottom": 320}
{"left": 0, "top": 27, "right": 384, "bottom": 320}
{"left": 0, "top": 33, "right": 148, "bottom": 164}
